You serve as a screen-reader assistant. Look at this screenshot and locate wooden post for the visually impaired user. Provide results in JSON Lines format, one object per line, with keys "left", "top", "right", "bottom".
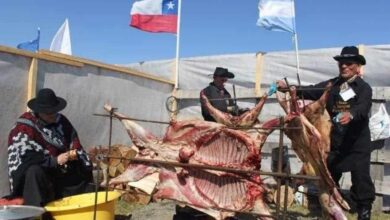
{"left": 26, "top": 57, "right": 38, "bottom": 111}
{"left": 255, "top": 52, "right": 264, "bottom": 97}
{"left": 369, "top": 99, "right": 388, "bottom": 212}
{"left": 370, "top": 144, "right": 384, "bottom": 212}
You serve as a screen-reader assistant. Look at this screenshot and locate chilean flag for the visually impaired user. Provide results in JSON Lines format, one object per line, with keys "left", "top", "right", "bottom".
{"left": 130, "top": 0, "right": 178, "bottom": 33}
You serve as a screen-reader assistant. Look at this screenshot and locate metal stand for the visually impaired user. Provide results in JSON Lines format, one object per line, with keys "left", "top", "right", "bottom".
{"left": 93, "top": 107, "right": 116, "bottom": 220}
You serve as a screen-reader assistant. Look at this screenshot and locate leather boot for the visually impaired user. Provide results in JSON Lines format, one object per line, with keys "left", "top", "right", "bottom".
{"left": 357, "top": 205, "right": 371, "bottom": 220}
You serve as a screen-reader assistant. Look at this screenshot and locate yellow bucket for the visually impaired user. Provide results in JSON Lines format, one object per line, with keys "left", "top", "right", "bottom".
{"left": 45, "top": 191, "right": 121, "bottom": 220}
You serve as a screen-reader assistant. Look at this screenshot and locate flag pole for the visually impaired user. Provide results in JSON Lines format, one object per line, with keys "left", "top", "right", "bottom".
{"left": 293, "top": 33, "right": 300, "bottom": 77}
{"left": 37, "top": 27, "right": 41, "bottom": 51}
{"left": 291, "top": 0, "right": 304, "bottom": 104}
{"left": 291, "top": 0, "right": 300, "bottom": 83}
{"left": 174, "top": 0, "right": 182, "bottom": 89}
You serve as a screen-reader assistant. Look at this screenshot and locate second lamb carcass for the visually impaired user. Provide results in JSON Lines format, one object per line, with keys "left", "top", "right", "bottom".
{"left": 199, "top": 90, "right": 269, "bottom": 128}
{"left": 276, "top": 85, "right": 350, "bottom": 220}
{"left": 199, "top": 91, "right": 280, "bottom": 151}
{"left": 103, "top": 104, "right": 274, "bottom": 219}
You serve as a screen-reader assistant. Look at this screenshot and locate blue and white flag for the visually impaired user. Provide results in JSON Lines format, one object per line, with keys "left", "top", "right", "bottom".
{"left": 17, "top": 28, "right": 40, "bottom": 52}
{"left": 257, "top": 0, "right": 295, "bottom": 33}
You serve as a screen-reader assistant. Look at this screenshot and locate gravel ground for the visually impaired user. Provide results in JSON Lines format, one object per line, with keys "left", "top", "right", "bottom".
{"left": 115, "top": 200, "right": 176, "bottom": 220}
{"left": 115, "top": 199, "right": 390, "bottom": 220}
{"left": 130, "top": 200, "right": 176, "bottom": 220}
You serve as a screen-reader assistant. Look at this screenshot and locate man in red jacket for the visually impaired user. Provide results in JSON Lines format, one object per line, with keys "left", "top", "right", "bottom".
{"left": 7, "top": 88, "right": 93, "bottom": 208}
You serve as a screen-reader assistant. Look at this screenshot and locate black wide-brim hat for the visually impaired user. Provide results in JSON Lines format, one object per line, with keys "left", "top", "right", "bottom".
{"left": 213, "top": 67, "right": 235, "bottom": 78}
{"left": 27, "top": 88, "right": 67, "bottom": 114}
{"left": 333, "top": 46, "right": 366, "bottom": 65}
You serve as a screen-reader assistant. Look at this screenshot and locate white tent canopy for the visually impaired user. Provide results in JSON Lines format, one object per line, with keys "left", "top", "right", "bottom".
{"left": 0, "top": 45, "right": 389, "bottom": 208}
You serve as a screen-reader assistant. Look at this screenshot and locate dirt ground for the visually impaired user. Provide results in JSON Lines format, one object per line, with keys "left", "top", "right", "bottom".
{"left": 114, "top": 198, "right": 390, "bottom": 220}
{"left": 115, "top": 200, "right": 175, "bottom": 220}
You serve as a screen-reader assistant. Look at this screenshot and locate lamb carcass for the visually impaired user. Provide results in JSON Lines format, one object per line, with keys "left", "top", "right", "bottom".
{"left": 199, "top": 91, "right": 268, "bottom": 128}
{"left": 199, "top": 91, "right": 280, "bottom": 151}
{"left": 276, "top": 85, "right": 349, "bottom": 220}
{"left": 103, "top": 104, "right": 275, "bottom": 220}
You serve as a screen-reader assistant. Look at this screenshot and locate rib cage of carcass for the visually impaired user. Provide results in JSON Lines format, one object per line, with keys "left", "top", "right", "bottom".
{"left": 276, "top": 85, "right": 350, "bottom": 220}
{"left": 104, "top": 92, "right": 280, "bottom": 220}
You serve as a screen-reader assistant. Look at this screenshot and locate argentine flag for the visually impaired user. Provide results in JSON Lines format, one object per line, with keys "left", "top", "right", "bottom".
{"left": 257, "top": 0, "right": 295, "bottom": 33}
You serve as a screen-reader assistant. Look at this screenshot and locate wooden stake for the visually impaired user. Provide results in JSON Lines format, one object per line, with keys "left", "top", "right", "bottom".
{"left": 26, "top": 58, "right": 38, "bottom": 111}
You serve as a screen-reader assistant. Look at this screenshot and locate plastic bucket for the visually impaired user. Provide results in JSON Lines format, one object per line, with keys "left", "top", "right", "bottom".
{"left": 45, "top": 191, "right": 121, "bottom": 220}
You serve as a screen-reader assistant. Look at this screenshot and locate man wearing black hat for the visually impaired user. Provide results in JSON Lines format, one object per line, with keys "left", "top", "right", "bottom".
{"left": 7, "top": 88, "right": 93, "bottom": 208}
{"left": 200, "top": 67, "right": 243, "bottom": 122}
{"left": 277, "top": 46, "right": 375, "bottom": 219}
{"left": 175, "top": 68, "right": 240, "bottom": 218}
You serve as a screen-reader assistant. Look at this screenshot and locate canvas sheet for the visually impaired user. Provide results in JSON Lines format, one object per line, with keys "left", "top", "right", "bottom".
{"left": 1, "top": 45, "right": 389, "bottom": 208}
{"left": 0, "top": 52, "right": 31, "bottom": 196}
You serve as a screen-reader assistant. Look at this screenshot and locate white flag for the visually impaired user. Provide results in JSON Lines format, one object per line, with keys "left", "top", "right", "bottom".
{"left": 257, "top": 0, "right": 295, "bottom": 33}
{"left": 50, "top": 18, "right": 72, "bottom": 55}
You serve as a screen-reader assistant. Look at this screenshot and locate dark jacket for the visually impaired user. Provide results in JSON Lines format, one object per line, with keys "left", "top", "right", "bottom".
{"left": 201, "top": 82, "right": 234, "bottom": 122}
{"left": 8, "top": 112, "right": 93, "bottom": 197}
{"left": 298, "top": 76, "right": 372, "bottom": 172}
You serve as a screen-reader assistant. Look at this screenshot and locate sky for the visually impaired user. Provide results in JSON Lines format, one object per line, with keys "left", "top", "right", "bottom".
{"left": 1, "top": 0, "right": 389, "bottom": 65}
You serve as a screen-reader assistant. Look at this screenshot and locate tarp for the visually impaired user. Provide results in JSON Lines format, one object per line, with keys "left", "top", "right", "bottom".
{"left": 0, "top": 45, "right": 389, "bottom": 210}
{"left": 0, "top": 52, "right": 172, "bottom": 197}
{"left": 0, "top": 52, "right": 31, "bottom": 197}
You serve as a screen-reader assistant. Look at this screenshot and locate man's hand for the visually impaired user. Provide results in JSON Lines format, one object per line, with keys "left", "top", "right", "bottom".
{"left": 57, "top": 152, "right": 69, "bottom": 166}
{"left": 339, "top": 112, "right": 353, "bottom": 125}
{"left": 68, "top": 149, "right": 78, "bottom": 160}
{"left": 276, "top": 80, "right": 288, "bottom": 90}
